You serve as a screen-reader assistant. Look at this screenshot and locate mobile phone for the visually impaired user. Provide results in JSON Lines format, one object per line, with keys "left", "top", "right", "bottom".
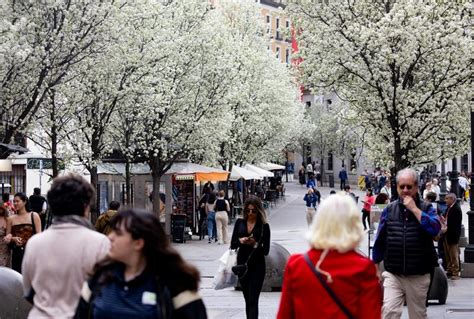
{"left": 248, "top": 233, "right": 254, "bottom": 238}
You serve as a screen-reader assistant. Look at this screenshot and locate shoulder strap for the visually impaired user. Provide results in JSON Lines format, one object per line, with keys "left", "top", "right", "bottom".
{"left": 30, "top": 213, "right": 36, "bottom": 235}
{"left": 303, "top": 253, "right": 354, "bottom": 319}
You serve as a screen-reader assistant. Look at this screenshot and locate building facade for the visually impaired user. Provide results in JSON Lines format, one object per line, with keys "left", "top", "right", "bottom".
{"left": 256, "top": 0, "right": 292, "bottom": 65}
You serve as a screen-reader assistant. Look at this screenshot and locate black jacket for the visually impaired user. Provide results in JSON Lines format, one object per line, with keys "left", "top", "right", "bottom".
{"left": 384, "top": 200, "right": 438, "bottom": 275}
{"left": 445, "top": 203, "right": 462, "bottom": 245}
{"left": 230, "top": 218, "right": 270, "bottom": 267}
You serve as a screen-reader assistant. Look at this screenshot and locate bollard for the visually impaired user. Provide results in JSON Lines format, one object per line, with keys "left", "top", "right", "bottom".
{"left": 234, "top": 242, "right": 291, "bottom": 292}
{"left": 0, "top": 267, "right": 32, "bottom": 318}
{"left": 262, "top": 242, "right": 291, "bottom": 292}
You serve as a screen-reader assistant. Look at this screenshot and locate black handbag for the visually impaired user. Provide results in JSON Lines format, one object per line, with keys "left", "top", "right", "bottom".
{"left": 231, "top": 225, "right": 264, "bottom": 279}
{"left": 231, "top": 264, "right": 248, "bottom": 279}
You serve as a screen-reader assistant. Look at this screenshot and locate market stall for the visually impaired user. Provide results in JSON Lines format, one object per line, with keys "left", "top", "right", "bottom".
{"left": 163, "top": 162, "right": 229, "bottom": 241}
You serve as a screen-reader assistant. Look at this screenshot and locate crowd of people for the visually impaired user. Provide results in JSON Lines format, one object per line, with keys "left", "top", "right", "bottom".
{"left": 1, "top": 175, "right": 207, "bottom": 318}
{"left": 288, "top": 166, "right": 464, "bottom": 319}
{"left": 0, "top": 165, "right": 468, "bottom": 318}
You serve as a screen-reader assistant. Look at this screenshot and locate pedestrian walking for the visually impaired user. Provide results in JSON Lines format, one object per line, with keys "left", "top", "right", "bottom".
{"left": 361, "top": 188, "right": 375, "bottom": 231}
{"left": 28, "top": 187, "right": 47, "bottom": 230}
{"left": 373, "top": 168, "right": 441, "bottom": 319}
{"left": 215, "top": 190, "right": 230, "bottom": 245}
{"left": 442, "top": 193, "right": 462, "bottom": 280}
{"left": 298, "top": 165, "right": 306, "bottom": 185}
{"left": 5, "top": 192, "right": 41, "bottom": 273}
{"left": 277, "top": 194, "right": 381, "bottom": 319}
{"left": 76, "top": 209, "right": 207, "bottom": 319}
{"left": 306, "top": 162, "right": 313, "bottom": 181}
{"left": 95, "top": 200, "right": 121, "bottom": 235}
{"left": 22, "top": 174, "right": 110, "bottom": 318}
{"left": 338, "top": 167, "right": 348, "bottom": 190}
{"left": 303, "top": 188, "right": 318, "bottom": 226}
{"left": 230, "top": 196, "right": 270, "bottom": 319}
{"left": 458, "top": 173, "right": 469, "bottom": 202}
{"left": 198, "top": 187, "right": 210, "bottom": 239}
{"left": 380, "top": 179, "right": 392, "bottom": 199}
{"left": 206, "top": 192, "right": 217, "bottom": 243}
{"left": 2, "top": 193, "right": 15, "bottom": 215}
{"left": 0, "top": 206, "right": 10, "bottom": 267}
{"left": 306, "top": 174, "right": 316, "bottom": 189}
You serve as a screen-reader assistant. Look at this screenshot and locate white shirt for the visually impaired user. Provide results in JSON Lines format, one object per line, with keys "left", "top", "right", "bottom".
{"left": 22, "top": 223, "right": 110, "bottom": 318}
{"left": 459, "top": 176, "right": 469, "bottom": 189}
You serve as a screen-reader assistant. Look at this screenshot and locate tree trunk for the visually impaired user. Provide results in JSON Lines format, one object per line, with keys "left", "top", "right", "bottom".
{"left": 125, "top": 158, "right": 131, "bottom": 206}
{"left": 50, "top": 119, "right": 59, "bottom": 178}
{"left": 149, "top": 157, "right": 163, "bottom": 217}
{"left": 90, "top": 165, "right": 99, "bottom": 224}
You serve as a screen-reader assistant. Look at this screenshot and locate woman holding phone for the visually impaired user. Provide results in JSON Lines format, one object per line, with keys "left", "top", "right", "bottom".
{"left": 230, "top": 196, "right": 270, "bottom": 319}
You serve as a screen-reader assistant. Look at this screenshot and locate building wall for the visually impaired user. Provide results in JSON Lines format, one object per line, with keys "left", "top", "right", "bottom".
{"left": 258, "top": 1, "right": 292, "bottom": 65}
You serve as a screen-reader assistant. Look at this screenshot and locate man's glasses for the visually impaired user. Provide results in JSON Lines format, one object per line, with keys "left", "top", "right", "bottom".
{"left": 399, "top": 184, "right": 414, "bottom": 190}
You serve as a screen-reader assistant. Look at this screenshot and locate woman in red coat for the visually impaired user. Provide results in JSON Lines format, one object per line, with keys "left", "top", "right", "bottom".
{"left": 277, "top": 193, "right": 382, "bottom": 319}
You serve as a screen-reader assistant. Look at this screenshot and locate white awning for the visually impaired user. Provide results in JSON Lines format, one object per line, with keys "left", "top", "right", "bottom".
{"left": 257, "top": 162, "right": 286, "bottom": 171}
{"left": 229, "top": 166, "right": 263, "bottom": 181}
{"left": 243, "top": 164, "right": 274, "bottom": 178}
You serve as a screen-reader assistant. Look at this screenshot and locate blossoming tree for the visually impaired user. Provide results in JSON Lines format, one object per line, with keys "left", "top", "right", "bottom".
{"left": 289, "top": 0, "right": 473, "bottom": 171}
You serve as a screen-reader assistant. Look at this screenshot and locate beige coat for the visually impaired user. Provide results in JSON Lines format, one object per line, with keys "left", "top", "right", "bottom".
{"left": 22, "top": 223, "right": 110, "bottom": 318}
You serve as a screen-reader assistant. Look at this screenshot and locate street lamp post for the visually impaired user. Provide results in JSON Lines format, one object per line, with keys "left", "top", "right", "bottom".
{"left": 463, "top": 111, "right": 474, "bottom": 275}
{"left": 450, "top": 157, "right": 460, "bottom": 199}
{"left": 439, "top": 158, "right": 447, "bottom": 205}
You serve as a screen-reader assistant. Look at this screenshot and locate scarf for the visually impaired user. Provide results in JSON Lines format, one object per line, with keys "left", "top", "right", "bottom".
{"left": 53, "top": 215, "right": 94, "bottom": 230}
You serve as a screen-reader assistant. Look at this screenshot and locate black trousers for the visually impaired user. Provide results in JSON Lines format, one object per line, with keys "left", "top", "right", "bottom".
{"left": 11, "top": 246, "right": 25, "bottom": 274}
{"left": 361, "top": 209, "right": 370, "bottom": 230}
{"left": 240, "top": 261, "right": 266, "bottom": 319}
{"left": 340, "top": 179, "right": 347, "bottom": 190}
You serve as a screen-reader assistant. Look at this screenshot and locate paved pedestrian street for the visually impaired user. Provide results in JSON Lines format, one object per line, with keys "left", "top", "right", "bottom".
{"left": 173, "top": 181, "right": 474, "bottom": 319}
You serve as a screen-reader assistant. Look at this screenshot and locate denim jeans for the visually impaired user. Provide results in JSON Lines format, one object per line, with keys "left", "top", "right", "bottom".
{"left": 207, "top": 211, "right": 217, "bottom": 239}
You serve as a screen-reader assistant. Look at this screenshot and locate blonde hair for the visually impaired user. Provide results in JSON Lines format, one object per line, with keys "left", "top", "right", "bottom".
{"left": 307, "top": 193, "right": 364, "bottom": 253}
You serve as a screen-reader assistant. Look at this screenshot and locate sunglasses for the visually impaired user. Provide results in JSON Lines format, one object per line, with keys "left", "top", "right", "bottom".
{"left": 399, "top": 184, "right": 414, "bottom": 190}
{"left": 245, "top": 208, "right": 256, "bottom": 214}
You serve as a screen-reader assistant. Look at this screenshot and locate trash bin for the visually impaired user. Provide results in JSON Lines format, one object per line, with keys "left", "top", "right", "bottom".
{"left": 171, "top": 214, "right": 186, "bottom": 243}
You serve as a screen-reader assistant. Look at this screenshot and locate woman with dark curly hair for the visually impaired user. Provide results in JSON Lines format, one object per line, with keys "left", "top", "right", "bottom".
{"left": 76, "top": 209, "right": 207, "bottom": 319}
{"left": 230, "top": 196, "right": 271, "bottom": 319}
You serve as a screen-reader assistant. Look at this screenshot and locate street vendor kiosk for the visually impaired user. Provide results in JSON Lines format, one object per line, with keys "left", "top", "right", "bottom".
{"left": 163, "top": 162, "right": 229, "bottom": 242}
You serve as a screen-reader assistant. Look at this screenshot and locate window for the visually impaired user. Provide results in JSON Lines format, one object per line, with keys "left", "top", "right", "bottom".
{"left": 286, "top": 20, "right": 290, "bottom": 29}
{"left": 328, "top": 153, "right": 333, "bottom": 171}
{"left": 285, "top": 48, "right": 290, "bottom": 64}
{"left": 461, "top": 154, "right": 469, "bottom": 172}
{"left": 305, "top": 101, "right": 311, "bottom": 108}
{"left": 266, "top": 15, "right": 271, "bottom": 35}
{"left": 276, "top": 18, "right": 281, "bottom": 39}
{"left": 350, "top": 151, "right": 357, "bottom": 171}
{"left": 276, "top": 47, "right": 280, "bottom": 59}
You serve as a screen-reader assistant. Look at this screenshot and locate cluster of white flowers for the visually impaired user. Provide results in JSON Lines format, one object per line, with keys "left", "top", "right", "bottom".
{"left": 1, "top": 0, "right": 303, "bottom": 212}
{"left": 288, "top": 0, "right": 473, "bottom": 170}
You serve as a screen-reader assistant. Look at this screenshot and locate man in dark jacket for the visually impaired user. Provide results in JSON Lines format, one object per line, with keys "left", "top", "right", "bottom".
{"left": 373, "top": 168, "right": 441, "bottom": 319}
{"left": 338, "top": 167, "right": 348, "bottom": 190}
{"left": 29, "top": 187, "right": 47, "bottom": 230}
{"left": 443, "top": 193, "right": 462, "bottom": 280}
